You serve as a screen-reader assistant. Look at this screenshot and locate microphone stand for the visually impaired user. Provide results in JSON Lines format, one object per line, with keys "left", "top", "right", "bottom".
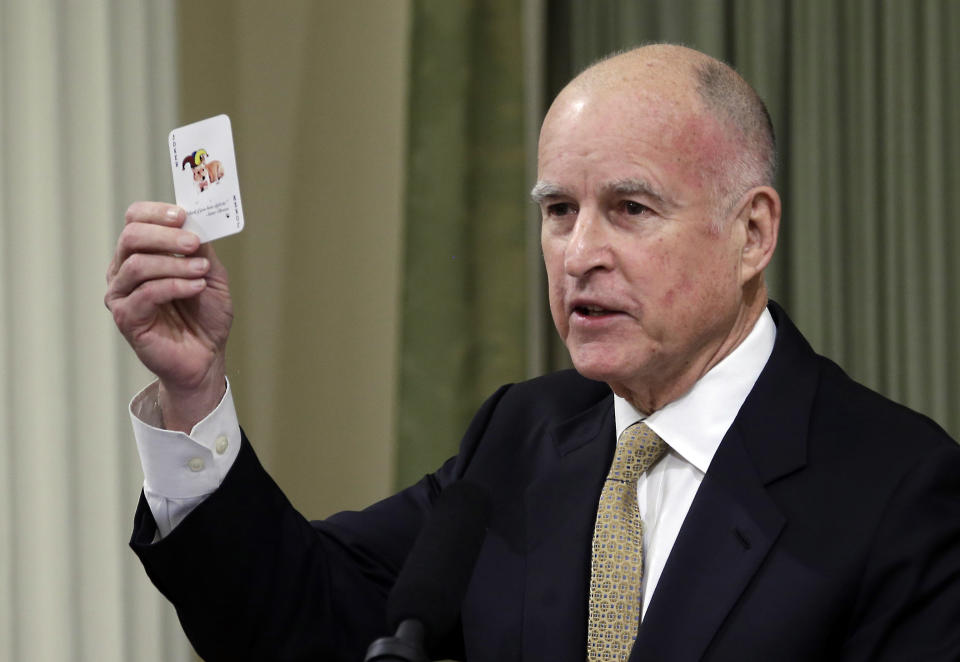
{"left": 364, "top": 619, "right": 428, "bottom": 662}
{"left": 363, "top": 479, "right": 491, "bottom": 662}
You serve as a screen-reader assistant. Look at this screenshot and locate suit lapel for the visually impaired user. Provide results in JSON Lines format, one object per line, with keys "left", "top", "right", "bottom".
{"left": 631, "top": 428, "right": 786, "bottom": 660}
{"left": 632, "top": 302, "right": 820, "bottom": 660}
{"left": 521, "top": 396, "right": 615, "bottom": 662}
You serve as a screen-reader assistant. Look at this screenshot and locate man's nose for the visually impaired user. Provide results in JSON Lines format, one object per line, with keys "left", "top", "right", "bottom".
{"left": 564, "top": 210, "right": 613, "bottom": 278}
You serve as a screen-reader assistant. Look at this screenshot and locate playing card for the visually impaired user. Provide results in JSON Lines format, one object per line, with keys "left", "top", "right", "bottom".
{"left": 168, "top": 114, "right": 244, "bottom": 242}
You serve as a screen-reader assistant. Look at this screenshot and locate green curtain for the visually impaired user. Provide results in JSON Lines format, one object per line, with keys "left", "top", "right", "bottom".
{"left": 397, "top": 0, "right": 528, "bottom": 487}
{"left": 544, "top": 0, "right": 960, "bottom": 438}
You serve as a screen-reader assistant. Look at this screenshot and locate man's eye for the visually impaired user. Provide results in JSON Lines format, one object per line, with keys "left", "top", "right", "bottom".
{"left": 622, "top": 200, "right": 650, "bottom": 215}
{"left": 547, "top": 202, "right": 576, "bottom": 217}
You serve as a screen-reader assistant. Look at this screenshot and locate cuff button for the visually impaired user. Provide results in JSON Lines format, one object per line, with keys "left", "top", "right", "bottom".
{"left": 215, "top": 435, "right": 229, "bottom": 455}
{"left": 187, "top": 457, "right": 205, "bottom": 472}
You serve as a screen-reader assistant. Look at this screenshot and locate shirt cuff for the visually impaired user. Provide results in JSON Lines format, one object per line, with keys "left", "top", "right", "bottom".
{"left": 129, "top": 378, "right": 241, "bottom": 499}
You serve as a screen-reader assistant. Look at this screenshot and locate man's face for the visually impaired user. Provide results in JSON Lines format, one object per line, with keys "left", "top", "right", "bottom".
{"left": 536, "top": 85, "right": 750, "bottom": 408}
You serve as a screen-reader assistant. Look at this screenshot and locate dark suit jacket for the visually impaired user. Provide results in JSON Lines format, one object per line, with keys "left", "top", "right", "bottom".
{"left": 132, "top": 303, "right": 960, "bottom": 661}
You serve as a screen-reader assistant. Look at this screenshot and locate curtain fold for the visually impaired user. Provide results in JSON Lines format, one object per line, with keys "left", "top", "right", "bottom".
{"left": 0, "top": 1, "right": 189, "bottom": 659}
{"left": 397, "top": 0, "right": 529, "bottom": 487}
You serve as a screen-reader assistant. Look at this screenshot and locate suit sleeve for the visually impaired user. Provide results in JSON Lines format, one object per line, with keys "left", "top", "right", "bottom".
{"left": 129, "top": 384, "right": 512, "bottom": 662}
{"left": 841, "top": 441, "right": 960, "bottom": 661}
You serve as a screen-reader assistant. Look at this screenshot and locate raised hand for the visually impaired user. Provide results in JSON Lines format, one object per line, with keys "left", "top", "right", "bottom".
{"left": 105, "top": 202, "right": 233, "bottom": 431}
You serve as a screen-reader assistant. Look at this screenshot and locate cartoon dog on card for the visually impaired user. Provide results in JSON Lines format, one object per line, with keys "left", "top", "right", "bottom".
{"left": 182, "top": 149, "right": 225, "bottom": 194}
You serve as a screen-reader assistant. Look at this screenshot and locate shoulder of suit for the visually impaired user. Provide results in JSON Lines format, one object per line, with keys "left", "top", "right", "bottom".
{"left": 480, "top": 369, "right": 611, "bottom": 430}
{"left": 767, "top": 300, "right": 956, "bottom": 454}
{"left": 508, "top": 369, "right": 609, "bottom": 406}
{"left": 811, "top": 355, "right": 958, "bottom": 457}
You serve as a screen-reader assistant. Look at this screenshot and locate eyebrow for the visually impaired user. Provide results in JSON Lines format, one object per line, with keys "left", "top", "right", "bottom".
{"left": 529, "top": 181, "right": 567, "bottom": 205}
{"left": 529, "top": 178, "right": 674, "bottom": 208}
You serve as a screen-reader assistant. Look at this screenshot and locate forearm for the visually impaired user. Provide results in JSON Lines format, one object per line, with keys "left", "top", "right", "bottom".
{"left": 131, "top": 434, "right": 424, "bottom": 661}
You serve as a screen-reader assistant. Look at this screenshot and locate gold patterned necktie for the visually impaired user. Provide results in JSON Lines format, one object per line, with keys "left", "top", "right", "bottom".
{"left": 587, "top": 421, "right": 667, "bottom": 661}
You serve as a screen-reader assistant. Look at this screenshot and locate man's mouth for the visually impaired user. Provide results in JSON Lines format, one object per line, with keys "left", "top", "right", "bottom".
{"left": 575, "top": 305, "right": 615, "bottom": 317}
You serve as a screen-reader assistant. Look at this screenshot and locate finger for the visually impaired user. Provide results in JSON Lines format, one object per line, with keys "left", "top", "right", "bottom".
{"left": 124, "top": 201, "right": 186, "bottom": 227}
{"left": 111, "top": 222, "right": 201, "bottom": 278}
{"left": 108, "top": 252, "right": 210, "bottom": 301}
{"left": 109, "top": 276, "right": 208, "bottom": 334}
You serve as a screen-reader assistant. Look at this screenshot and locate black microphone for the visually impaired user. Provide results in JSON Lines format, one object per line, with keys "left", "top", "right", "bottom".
{"left": 364, "top": 480, "right": 492, "bottom": 662}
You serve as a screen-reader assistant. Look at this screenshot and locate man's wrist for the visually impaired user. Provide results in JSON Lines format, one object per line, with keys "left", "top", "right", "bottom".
{"left": 158, "top": 365, "right": 227, "bottom": 433}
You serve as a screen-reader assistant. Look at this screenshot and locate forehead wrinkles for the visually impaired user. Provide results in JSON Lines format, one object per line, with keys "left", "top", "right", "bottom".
{"left": 538, "top": 85, "right": 736, "bottom": 206}
{"left": 544, "top": 49, "right": 751, "bottom": 209}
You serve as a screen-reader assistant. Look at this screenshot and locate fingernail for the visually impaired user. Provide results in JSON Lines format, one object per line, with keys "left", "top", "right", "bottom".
{"left": 166, "top": 207, "right": 182, "bottom": 221}
{"left": 177, "top": 233, "right": 197, "bottom": 250}
{"left": 190, "top": 278, "right": 206, "bottom": 290}
{"left": 190, "top": 257, "right": 209, "bottom": 272}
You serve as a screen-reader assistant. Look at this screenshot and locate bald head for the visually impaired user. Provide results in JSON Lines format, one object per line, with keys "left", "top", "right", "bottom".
{"left": 549, "top": 45, "right": 775, "bottom": 214}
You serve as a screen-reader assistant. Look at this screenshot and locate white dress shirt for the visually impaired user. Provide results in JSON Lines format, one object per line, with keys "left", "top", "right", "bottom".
{"left": 614, "top": 309, "right": 776, "bottom": 618}
{"left": 130, "top": 311, "right": 776, "bottom": 609}
{"left": 130, "top": 379, "right": 241, "bottom": 537}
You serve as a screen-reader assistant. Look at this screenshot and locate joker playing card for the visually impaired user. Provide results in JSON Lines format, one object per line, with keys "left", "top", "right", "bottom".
{"left": 168, "top": 114, "right": 244, "bottom": 242}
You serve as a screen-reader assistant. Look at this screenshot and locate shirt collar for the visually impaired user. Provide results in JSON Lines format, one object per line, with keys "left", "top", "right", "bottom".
{"left": 613, "top": 308, "right": 776, "bottom": 473}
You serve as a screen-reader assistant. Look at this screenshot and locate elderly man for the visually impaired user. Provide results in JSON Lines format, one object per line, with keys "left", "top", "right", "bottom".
{"left": 106, "top": 45, "right": 960, "bottom": 661}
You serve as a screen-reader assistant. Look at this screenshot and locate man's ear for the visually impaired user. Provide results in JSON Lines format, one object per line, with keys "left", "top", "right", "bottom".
{"left": 738, "top": 185, "right": 780, "bottom": 284}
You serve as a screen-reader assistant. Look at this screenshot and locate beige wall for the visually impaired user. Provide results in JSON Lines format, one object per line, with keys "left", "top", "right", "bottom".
{"left": 177, "top": 1, "right": 410, "bottom": 518}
